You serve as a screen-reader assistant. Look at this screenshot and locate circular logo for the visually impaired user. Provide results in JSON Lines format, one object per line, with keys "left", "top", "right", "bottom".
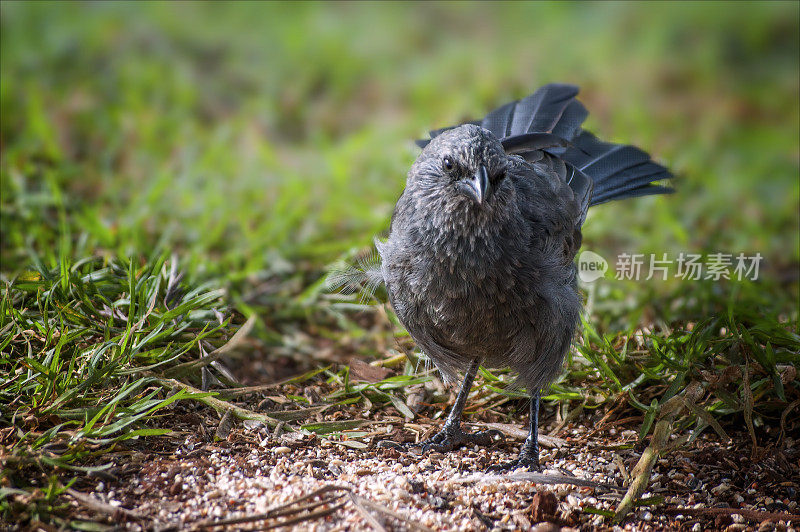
{"left": 578, "top": 250, "right": 608, "bottom": 283}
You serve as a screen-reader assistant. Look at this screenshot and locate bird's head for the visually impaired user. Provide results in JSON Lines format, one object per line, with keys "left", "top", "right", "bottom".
{"left": 410, "top": 125, "right": 508, "bottom": 207}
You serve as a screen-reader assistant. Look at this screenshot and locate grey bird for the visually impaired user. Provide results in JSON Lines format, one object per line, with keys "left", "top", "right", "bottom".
{"left": 344, "top": 83, "right": 672, "bottom": 470}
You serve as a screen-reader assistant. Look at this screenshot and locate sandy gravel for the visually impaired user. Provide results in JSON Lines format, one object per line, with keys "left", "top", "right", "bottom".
{"left": 55, "top": 404, "right": 799, "bottom": 532}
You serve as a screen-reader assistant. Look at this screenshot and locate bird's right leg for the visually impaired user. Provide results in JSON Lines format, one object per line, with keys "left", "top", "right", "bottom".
{"left": 410, "top": 359, "right": 501, "bottom": 453}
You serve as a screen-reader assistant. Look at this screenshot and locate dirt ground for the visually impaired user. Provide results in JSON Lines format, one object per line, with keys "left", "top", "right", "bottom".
{"left": 41, "top": 378, "right": 799, "bottom": 532}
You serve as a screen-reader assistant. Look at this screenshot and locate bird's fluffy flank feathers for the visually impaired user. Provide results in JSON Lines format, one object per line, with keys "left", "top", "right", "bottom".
{"left": 325, "top": 248, "right": 384, "bottom": 303}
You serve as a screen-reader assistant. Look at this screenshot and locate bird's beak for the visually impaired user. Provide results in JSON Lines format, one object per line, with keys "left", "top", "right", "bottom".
{"left": 466, "top": 165, "right": 490, "bottom": 204}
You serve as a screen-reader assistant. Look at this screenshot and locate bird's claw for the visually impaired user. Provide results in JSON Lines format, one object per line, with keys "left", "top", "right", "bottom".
{"left": 377, "top": 428, "right": 503, "bottom": 454}
{"left": 414, "top": 427, "right": 503, "bottom": 453}
{"left": 486, "top": 452, "right": 540, "bottom": 473}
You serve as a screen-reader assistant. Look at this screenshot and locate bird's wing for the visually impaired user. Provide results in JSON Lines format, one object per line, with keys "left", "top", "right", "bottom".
{"left": 416, "top": 83, "right": 671, "bottom": 211}
{"left": 415, "top": 83, "right": 587, "bottom": 152}
{"left": 483, "top": 87, "right": 672, "bottom": 205}
{"left": 510, "top": 154, "right": 590, "bottom": 266}
{"left": 525, "top": 153, "right": 593, "bottom": 230}
{"left": 481, "top": 83, "right": 587, "bottom": 146}
{"left": 564, "top": 162, "right": 593, "bottom": 229}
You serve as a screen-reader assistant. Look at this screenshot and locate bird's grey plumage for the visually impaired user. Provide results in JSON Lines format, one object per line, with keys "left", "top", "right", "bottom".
{"left": 378, "top": 125, "right": 585, "bottom": 393}
{"left": 416, "top": 83, "right": 672, "bottom": 207}
{"left": 341, "top": 83, "right": 671, "bottom": 468}
{"left": 388, "top": 84, "right": 672, "bottom": 397}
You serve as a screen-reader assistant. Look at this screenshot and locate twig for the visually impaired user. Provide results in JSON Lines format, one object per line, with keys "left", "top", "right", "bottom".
{"left": 66, "top": 488, "right": 144, "bottom": 520}
{"left": 613, "top": 415, "right": 673, "bottom": 523}
{"left": 348, "top": 492, "right": 388, "bottom": 532}
{"left": 351, "top": 493, "right": 436, "bottom": 532}
{"left": 192, "top": 485, "right": 349, "bottom": 529}
{"left": 164, "top": 314, "right": 256, "bottom": 377}
{"left": 189, "top": 484, "right": 434, "bottom": 532}
{"left": 448, "top": 472, "right": 624, "bottom": 493}
{"left": 209, "top": 381, "right": 301, "bottom": 397}
{"left": 154, "top": 376, "right": 283, "bottom": 427}
{"left": 259, "top": 501, "right": 345, "bottom": 530}
{"left": 661, "top": 507, "right": 800, "bottom": 523}
{"left": 370, "top": 353, "right": 408, "bottom": 368}
{"left": 267, "top": 496, "right": 343, "bottom": 520}
{"left": 482, "top": 423, "right": 567, "bottom": 448}
{"left": 209, "top": 365, "right": 333, "bottom": 396}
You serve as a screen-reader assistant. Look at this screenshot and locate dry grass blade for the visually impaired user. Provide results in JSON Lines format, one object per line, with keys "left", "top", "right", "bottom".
{"left": 661, "top": 507, "right": 800, "bottom": 523}
{"left": 448, "top": 472, "right": 623, "bottom": 493}
{"left": 779, "top": 398, "right": 800, "bottom": 445}
{"left": 741, "top": 348, "right": 759, "bottom": 458}
{"left": 163, "top": 253, "right": 185, "bottom": 309}
{"left": 613, "top": 416, "right": 674, "bottom": 523}
{"left": 350, "top": 493, "right": 436, "bottom": 532}
{"left": 155, "top": 377, "right": 283, "bottom": 427}
{"left": 66, "top": 488, "right": 144, "bottom": 520}
{"left": 347, "top": 492, "right": 388, "bottom": 532}
{"left": 482, "top": 423, "right": 567, "bottom": 448}
{"left": 214, "top": 409, "right": 234, "bottom": 440}
{"left": 165, "top": 314, "right": 257, "bottom": 377}
{"left": 684, "top": 401, "right": 730, "bottom": 441}
{"left": 192, "top": 485, "right": 350, "bottom": 530}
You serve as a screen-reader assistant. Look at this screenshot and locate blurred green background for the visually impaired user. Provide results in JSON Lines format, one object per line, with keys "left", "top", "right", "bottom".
{"left": 0, "top": 2, "right": 800, "bottom": 320}
{"left": 2, "top": 1, "right": 798, "bottom": 289}
{"left": 1, "top": 4, "right": 798, "bottom": 524}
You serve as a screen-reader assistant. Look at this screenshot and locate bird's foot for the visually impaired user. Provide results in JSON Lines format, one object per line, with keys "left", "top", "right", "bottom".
{"left": 486, "top": 449, "right": 540, "bottom": 473}
{"left": 378, "top": 427, "right": 502, "bottom": 453}
{"left": 414, "top": 427, "right": 502, "bottom": 453}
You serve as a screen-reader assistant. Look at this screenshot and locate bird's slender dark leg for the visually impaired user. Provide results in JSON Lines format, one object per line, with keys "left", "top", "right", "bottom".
{"left": 411, "top": 359, "right": 501, "bottom": 453}
{"left": 487, "top": 391, "right": 541, "bottom": 472}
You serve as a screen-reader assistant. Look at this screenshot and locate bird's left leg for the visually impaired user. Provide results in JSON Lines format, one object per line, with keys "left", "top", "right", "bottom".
{"left": 412, "top": 359, "right": 502, "bottom": 453}
{"left": 487, "top": 391, "right": 541, "bottom": 472}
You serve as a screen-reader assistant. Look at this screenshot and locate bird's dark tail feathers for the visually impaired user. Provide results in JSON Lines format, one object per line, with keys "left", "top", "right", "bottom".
{"left": 419, "top": 83, "right": 673, "bottom": 207}
{"left": 561, "top": 130, "right": 673, "bottom": 206}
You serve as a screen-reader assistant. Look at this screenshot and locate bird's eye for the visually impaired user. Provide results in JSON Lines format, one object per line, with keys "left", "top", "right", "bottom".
{"left": 442, "top": 156, "right": 455, "bottom": 173}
